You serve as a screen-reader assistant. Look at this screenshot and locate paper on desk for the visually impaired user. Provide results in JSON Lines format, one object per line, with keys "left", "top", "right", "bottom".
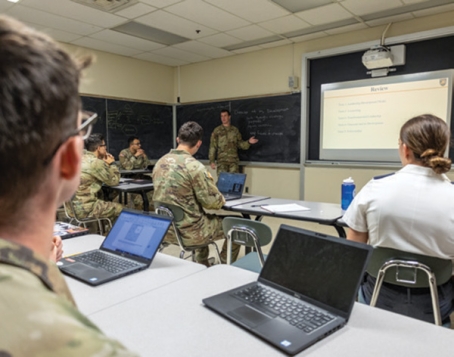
{"left": 261, "top": 203, "right": 310, "bottom": 213}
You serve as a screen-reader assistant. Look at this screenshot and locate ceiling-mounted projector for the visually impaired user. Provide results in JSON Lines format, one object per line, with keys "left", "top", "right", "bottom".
{"left": 362, "top": 46, "right": 394, "bottom": 69}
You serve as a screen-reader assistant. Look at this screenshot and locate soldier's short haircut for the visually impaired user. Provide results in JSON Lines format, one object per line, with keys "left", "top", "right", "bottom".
{"left": 221, "top": 109, "right": 231, "bottom": 116}
{"left": 178, "top": 121, "right": 203, "bottom": 147}
{"left": 0, "top": 15, "right": 92, "bottom": 219}
{"left": 85, "top": 134, "right": 105, "bottom": 152}
{"left": 128, "top": 136, "right": 139, "bottom": 146}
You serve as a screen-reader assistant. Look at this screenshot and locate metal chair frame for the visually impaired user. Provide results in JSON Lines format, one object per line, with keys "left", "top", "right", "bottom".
{"left": 154, "top": 202, "right": 221, "bottom": 263}
{"left": 63, "top": 197, "right": 112, "bottom": 236}
{"left": 222, "top": 217, "right": 272, "bottom": 268}
{"left": 368, "top": 247, "right": 452, "bottom": 326}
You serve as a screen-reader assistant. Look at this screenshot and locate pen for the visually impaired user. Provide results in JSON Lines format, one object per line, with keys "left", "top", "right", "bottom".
{"left": 251, "top": 204, "right": 269, "bottom": 207}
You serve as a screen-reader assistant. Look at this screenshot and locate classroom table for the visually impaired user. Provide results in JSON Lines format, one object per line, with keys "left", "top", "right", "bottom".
{"left": 107, "top": 178, "right": 154, "bottom": 211}
{"left": 83, "top": 265, "right": 453, "bottom": 357}
{"left": 62, "top": 234, "right": 206, "bottom": 315}
{"left": 119, "top": 168, "right": 153, "bottom": 177}
{"left": 224, "top": 198, "right": 346, "bottom": 237}
{"left": 222, "top": 194, "right": 270, "bottom": 208}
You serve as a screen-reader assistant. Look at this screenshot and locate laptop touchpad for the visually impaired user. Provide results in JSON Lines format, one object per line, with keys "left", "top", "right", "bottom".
{"left": 228, "top": 306, "right": 272, "bottom": 328}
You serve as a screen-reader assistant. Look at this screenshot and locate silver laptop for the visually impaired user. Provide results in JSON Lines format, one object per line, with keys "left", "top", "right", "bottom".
{"left": 58, "top": 209, "right": 172, "bottom": 286}
{"left": 203, "top": 225, "right": 372, "bottom": 355}
{"left": 217, "top": 172, "right": 247, "bottom": 201}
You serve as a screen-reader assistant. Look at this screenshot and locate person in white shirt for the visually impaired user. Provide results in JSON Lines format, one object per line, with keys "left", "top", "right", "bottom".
{"left": 343, "top": 114, "right": 454, "bottom": 325}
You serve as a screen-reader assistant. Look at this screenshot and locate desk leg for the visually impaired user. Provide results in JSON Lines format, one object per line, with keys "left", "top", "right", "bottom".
{"left": 140, "top": 191, "right": 149, "bottom": 211}
{"left": 333, "top": 225, "right": 346, "bottom": 238}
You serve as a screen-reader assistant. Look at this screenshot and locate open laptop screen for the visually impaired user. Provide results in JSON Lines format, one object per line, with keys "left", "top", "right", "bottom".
{"left": 101, "top": 210, "right": 171, "bottom": 260}
{"left": 260, "top": 225, "right": 371, "bottom": 315}
{"left": 217, "top": 173, "right": 246, "bottom": 194}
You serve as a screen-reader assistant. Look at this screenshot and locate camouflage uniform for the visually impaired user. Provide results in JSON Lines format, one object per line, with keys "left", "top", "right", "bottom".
{"left": 118, "top": 148, "right": 150, "bottom": 170}
{"left": 0, "top": 238, "right": 138, "bottom": 356}
{"left": 72, "top": 150, "right": 123, "bottom": 221}
{"left": 209, "top": 125, "right": 250, "bottom": 175}
{"left": 118, "top": 148, "right": 153, "bottom": 211}
{"left": 152, "top": 149, "right": 240, "bottom": 264}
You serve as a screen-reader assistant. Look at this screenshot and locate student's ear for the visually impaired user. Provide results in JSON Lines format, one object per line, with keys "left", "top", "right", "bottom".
{"left": 59, "top": 136, "right": 82, "bottom": 179}
{"left": 176, "top": 137, "right": 180, "bottom": 144}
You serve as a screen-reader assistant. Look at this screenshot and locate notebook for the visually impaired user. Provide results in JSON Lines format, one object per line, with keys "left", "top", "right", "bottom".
{"left": 54, "top": 221, "right": 89, "bottom": 239}
{"left": 217, "top": 172, "right": 247, "bottom": 201}
{"left": 58, "top": 209, "right": 172, "bottom": 286}
{"left": 203, "top": 225, "right": 372, "bottom": 355}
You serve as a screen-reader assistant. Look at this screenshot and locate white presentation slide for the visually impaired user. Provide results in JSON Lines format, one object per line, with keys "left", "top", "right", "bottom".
{"left": 321, "top": 75, "right": 450, "bottom": 150}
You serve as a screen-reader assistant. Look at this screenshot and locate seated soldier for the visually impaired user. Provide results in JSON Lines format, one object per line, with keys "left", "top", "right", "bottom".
{"left": 72, "top": 133, "right": 123, "bottom": 223}
{"left": 152, "top": 121, "right": 240, "bottom": 266}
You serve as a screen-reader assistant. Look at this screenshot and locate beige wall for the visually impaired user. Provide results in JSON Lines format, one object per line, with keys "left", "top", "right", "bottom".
{"left": 70, "top": 10, "right": 454, "bottom": 207}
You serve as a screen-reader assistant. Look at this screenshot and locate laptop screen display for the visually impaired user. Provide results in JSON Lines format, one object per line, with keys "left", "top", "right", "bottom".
{"left": 260, "top": 225, "right": 370, "bottom": 314}
{"left": 101, "top": 211, "right": 171, "bottom": 260}
{"left": 217, "top": 173, "right": 246, "bottom": 194}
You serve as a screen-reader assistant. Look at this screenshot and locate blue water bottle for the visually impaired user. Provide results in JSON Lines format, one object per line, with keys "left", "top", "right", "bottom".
{"left": 341, "top": 177, "right": 355, "bottom": 210}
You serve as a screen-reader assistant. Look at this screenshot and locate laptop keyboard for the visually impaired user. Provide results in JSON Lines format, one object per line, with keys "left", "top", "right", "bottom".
{"left": 77, "top": 251, "right": 141, "bottom": 274}
{"left": 234, "top": 285, "right": 334, "bottom": 333}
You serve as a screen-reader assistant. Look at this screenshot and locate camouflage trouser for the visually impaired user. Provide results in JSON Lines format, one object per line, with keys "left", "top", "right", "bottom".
{"left": 129, "top": 191, "right": 154, "bottom": 211}
{"left": 194, "top": 239, "right": 241, "bottom": 267}
{"left": 216, "top": 162, "right": 239, "bottom": 176}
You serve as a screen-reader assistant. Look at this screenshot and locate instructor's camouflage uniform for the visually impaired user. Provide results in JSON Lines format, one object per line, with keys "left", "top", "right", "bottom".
{"left": 0, "top": 238, "right": 138, "bottom": 356}
{"left": 71, "top": 150, "right": 123, "bottom": 220}
{"left": 152, "top": 149, "right": 240, "bottom": 264}
{"left": 118, "top": 148, "right": 150, "bottom": 170}
{"left": 209, "top": 125, "right": 250, "bottom": 174}
{"left": 118, "top": 148, "right": 153, "bottom": 211}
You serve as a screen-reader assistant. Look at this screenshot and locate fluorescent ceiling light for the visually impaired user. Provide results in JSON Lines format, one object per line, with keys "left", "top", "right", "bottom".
{"left": 7, "top": 0, "right": 21, "bottom": 3}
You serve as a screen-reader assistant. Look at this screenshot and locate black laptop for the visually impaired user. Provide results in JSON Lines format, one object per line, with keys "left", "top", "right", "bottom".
{"left": 217, "top": 172, "right": 247, "bottom": 201}
{"left": 58, "top": 209, "right": 172, "bottom": 286}
{"left": 203, "top": 225, "right": 372, "bottom": 355}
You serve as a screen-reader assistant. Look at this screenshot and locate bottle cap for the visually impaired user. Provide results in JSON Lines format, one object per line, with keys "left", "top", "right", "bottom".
{"left": 343, "top": 177, "right": 354, "bottom": 183}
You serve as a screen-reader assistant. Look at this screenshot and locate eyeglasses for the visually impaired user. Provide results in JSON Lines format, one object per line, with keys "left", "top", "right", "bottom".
{"left": 133, "top": 142, "right": 141, "bottom": 146}
{"left": 42, "top": 111, "right": 98, "bottom": 166}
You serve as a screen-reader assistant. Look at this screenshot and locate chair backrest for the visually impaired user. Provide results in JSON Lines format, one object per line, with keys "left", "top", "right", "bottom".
{"left": 154, "top": 201, "right": 186, "bottom": 249}
{"left": 222, "top": 217, "right": 272, "bottom": 248}
{"left": 366, "top": 247, "right": 452, "bottom": 288}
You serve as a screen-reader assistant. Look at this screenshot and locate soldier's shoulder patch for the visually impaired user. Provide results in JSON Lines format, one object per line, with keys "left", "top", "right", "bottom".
{"left": 373, "top": 173, "right": 395, "bottom": 180}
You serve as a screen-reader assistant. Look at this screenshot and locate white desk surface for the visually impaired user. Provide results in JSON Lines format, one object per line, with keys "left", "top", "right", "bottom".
{"left": 63, "top": 234, "right": 206, "bottom": 315}
{"left": 88, "top": 265, "right": 453, "bottom": 357}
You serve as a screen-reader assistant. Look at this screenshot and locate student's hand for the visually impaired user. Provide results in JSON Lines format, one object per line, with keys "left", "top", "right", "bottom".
{"left": 50, "top": 235, "right": 63, "bottom": 262}
{"left": 135, "top": 149, "right": 145, "bottom": 157}
{"left": 104, "top": 153, "right": 115, "bottom": 165}
{"left": 210, "top": 163, "right": 216, "bottom": 170}
{"left": 248, "top": 136, "right": 258, "bottom": 144}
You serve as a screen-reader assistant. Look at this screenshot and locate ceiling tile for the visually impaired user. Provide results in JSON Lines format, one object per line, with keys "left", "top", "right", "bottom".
{"left": 135, "top": 10, "right": 217, "bottom": 40}
{"left": 324, "top": 22, "right": 368, "bottom": 35}
{"left": 226, "top": 25, "right": 275, "bottom": 41}
{"left": 258, "top": 15, "right": 310, "bottom": 34}
{"left": 19, "top": 0, "right": 127, "bottom": 27}
{"left": 365, "top": 13, "right": 414, "bottom": 27}
{"left": 259, "top": 38, "right": 292, "bottom": 48}
{"left": 72, "top": 37, "right": 144, "bottom": 56}
{"left": 153, "top": 46, "right": 210, "bottom": 62}
{"left": 165, "top": 0, "right": 250, "bottom": 31}
{"left": 205, "top": 0, "right": 290, "bottom": 23}
{"left": 232, "top": 45, "right": 263, "bottom": 54}
{"left": 290, "top": 32, "right": 327, "bottom": 43}
{"left": 341, "top": 0, "right": 403, "bottom": 16}
{"left": 90, "top": 29, "right": 166, "bottom": 51}
{"left": 41, "top": 28, "right": 83, "bottom": 42}
{"left": 413, "top": 3, "right": 454, "bottom": 16}
{"left": 115, "top": 3, "right": 157, "bottom": 19}
{"left": 0, "top": 2, "right": 14, "bottom": 11}
{"left": 139, "top": 0, "right": 183, "bottom": 8}
{"left": 7, "top": 5, "right": 103, "bottom": 35}
{"left": 198, "top": 33, "right": 242, "bottom": 47}
{"left": 296, "top": 3, "right": 354, "bottom": 26}
{"left": 174, "top": 40, "right": 233, "bottom": 58}
{"left": 134, "top": 51, "right": 189, "bottom": 66}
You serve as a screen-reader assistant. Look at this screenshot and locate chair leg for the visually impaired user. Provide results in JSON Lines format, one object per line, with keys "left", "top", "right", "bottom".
{"left": 227, "top": 237, "right": 232, "bottom": 265}
{"left": 210, "top": 242, "right": 222, "bottom": 264}
{"left": 370, "top": 269, "right": 386, "bottom": 307}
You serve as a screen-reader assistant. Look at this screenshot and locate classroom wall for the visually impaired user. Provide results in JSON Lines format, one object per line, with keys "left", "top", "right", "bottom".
{"left": 67, "top": 10, "right": 454, "bottom": 205}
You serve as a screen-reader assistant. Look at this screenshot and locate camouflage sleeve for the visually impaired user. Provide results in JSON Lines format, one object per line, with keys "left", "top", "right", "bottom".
{"left": 190, "top": 162, "right": 225, "bottom": 209}
{"left": 135, "top": 154, "right": 150, "bottom": 169}
{"left": 235, "top": 127, "right": 251, "bottom": 151}
{"left": 119, "top": 150, "right": 134, "bottom": 170}
{"left": 90, "top": 160, "right": 120, "bottom": 186}
{"left": 208, "top": 129, "right": 218, "bottom": 164}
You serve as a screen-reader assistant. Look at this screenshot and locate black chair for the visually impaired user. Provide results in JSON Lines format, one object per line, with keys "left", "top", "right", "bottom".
{"left": 63, "top": 197, "right": 112, "bottom": 235}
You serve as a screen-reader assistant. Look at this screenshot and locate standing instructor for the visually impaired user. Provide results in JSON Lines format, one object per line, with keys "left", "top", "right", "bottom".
{"left": 209, "top": 109, "right": 258, "bottom": 174}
